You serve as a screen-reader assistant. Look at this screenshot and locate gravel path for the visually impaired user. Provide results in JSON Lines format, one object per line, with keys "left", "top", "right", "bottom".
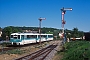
{"left": 44, "top": 40, "right": 62, "bottom": 60}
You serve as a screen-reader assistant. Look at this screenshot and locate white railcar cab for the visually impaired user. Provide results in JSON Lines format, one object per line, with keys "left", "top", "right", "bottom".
{"left": 10, "top": 33, "right": 53, "bottom": 45}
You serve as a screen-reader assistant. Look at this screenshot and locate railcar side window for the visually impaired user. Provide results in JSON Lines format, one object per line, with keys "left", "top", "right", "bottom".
{"left": 27, "top": 35, "right": 37, "bottom": 38}
{"left": 27, "top": 35, "right": 30, "bottom": 38}
{"left": 38, "top": 35, "right": 47, "bottom": 38}
{"left": 42, "top": 35, "right": 47, "bottom": 38}
{"left": 31, "top": 35, "right": 37, "bottom": 38}
{"left": 48, "top": 35, "right": 53, "bottom": 37}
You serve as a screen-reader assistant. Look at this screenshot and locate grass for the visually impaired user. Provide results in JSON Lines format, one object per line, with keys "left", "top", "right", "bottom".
{"left": 6, "top": 49, "right": 25, "bottom": 55}
{"left": 0, "top": 42, "right": 11, "bottom": 47}
{"left": 61, "top": 40, "right": 90, "bottom": 60}
{"left": 0, "top": 48, "right": 25, "bottom": 55}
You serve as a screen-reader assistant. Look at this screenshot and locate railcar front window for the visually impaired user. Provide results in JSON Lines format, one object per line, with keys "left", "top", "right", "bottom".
{"left": 18, "top": 35, "right": 20, "bottom": 39}
{"left": 11, "top": 35, "right": 13, "bottom": 38}
{"left": 10, "top": 35, "right": 20, "bottom": 39}
{"left": 14, "top": 37, "right": 17, "bottom": 39}
{"left": 13, "top": 35, "right": 17, "bottom": 39}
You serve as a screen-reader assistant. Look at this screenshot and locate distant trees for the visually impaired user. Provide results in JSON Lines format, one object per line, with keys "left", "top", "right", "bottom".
{"left": 53, "top": 30, "right": 59, "bottom": 36}
{"left": 65, "top": 29, "right": 72, "bottom": 39}
{"left": 71, "top": 28, "right": 84, "bottom": 38}
{"left": 41, "top": 27, "right": 57, "bottom": 34}
{"left": 1, "top": 26, "right": 60, "bottom": 40}
{"left": 2, "top": 26, "right": 22, "bottom": 40}
{"left": 72, "top": 28, "right": 79, "bottom": 37}
{"left": 65, "top": 28, "right": 84, "bottom": 38}
{"left": 1, "top": 26, "right": 84, "bottom": 40}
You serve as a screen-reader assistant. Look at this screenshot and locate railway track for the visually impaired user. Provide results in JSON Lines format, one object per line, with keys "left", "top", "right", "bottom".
{"left": 15, "top": 44, "right": 58, "bottom": 60}
{"left": 0, "top": 40, "right": 55, "bottom": 53}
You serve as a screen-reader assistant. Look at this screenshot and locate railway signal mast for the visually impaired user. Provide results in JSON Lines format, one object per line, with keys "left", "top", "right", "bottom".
{"left": 38, "top": 17, "right": 46, "bottom": 45}
{"left": 61, "top": 7, "right": 72, "bottom": 44}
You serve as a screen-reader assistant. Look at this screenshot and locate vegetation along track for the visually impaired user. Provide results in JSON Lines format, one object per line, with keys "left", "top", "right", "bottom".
{"left": 0, "top": 46, "right": 26, "bottom": 53}
{"left": 0, "top": 47, "right": 19, "bottom": 53}
{"left": 15, "top": 44, "right": 58, "bottom": 60}
{"left": 0, "top": 42, "right": 40, "bottom": 53}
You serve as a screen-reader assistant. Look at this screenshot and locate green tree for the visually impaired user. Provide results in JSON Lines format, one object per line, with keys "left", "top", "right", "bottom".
{"left": 2, "top": 26, "right": 12, "bottom": 40}
{"left": 65, "top": 29, "right": 72, "bottom": 38}
{"left": 2, "top": 26, "right": 22, "bottom": 40}
{"left": 71, "top": 28, "right": 84, "bottom": 38}
{"left": 46, "top": 31, "right": 53, "bottom": 34}
{"left": 71, "top": 28, "right": 79, "bottom": 38}
{"left": 53, "top": 30, "right": 59, "bottom": 36}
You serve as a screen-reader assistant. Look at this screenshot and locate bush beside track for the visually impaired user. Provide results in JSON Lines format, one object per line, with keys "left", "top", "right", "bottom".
{"left": 0, "top": 42, "right": 11, "bottom": 47}
{"left": 61, "top": 40, "right": 90, "bottom": 60}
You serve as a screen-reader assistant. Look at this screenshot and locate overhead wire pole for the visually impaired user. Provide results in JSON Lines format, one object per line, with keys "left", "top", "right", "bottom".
{"left": 38, "top": 17, "right": 46, "bottom": 46}
{"left": 61, "top": 7, "right": 72, "bottom": 45}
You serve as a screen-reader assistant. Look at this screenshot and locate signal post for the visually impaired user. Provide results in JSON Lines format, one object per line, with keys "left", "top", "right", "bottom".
{"left": 61, "top": 7, "right": 72, "bottom": 45}
{"left": 38, "top": 17, "right": 46, "bottom": 46}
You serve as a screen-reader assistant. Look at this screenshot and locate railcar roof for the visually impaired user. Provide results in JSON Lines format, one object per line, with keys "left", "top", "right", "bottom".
{"left": 11, "top": 33, "right": 53, "bottom": 35}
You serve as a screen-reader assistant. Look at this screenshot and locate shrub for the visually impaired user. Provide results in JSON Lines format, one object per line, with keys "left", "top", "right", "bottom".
{"left": 6, "top": 49, "right": 24, "bottom": 55}
{"left": 0, "top": 42, "right": 11, "bottom": 47}
{"left": 62, "top": 40, "right": 90, "bottom": 60}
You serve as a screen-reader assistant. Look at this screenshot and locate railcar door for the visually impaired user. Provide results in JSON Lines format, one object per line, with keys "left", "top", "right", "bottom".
{"left": 21, "top": 35, "right": 25, "bottom": 44}
{"left": 21, "top": 35, "right": 24, "bottom": 40}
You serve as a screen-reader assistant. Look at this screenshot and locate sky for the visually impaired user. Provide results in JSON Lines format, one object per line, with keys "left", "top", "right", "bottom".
{"left": 0, "top": 0, "right": 90, "bottom": 32}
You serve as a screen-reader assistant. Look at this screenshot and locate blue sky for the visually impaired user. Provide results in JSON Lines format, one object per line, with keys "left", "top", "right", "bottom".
{"left": 0, "top": 0, "right": 90, "bottom": 32}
